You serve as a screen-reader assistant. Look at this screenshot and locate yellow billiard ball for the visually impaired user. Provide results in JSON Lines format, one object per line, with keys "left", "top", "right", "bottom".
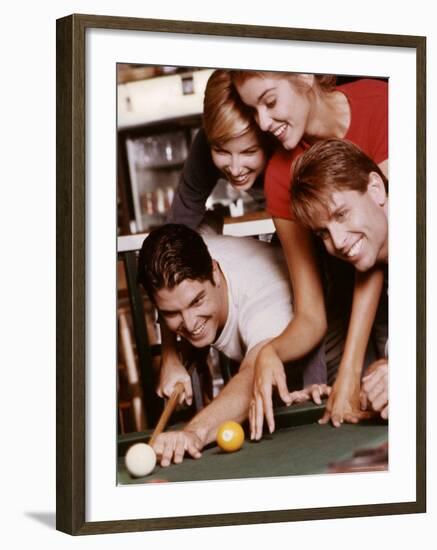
{"left": 216, "top": 421, "right": 245, "bottom": 452}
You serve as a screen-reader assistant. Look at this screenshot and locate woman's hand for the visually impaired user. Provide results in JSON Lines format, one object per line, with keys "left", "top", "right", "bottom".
{"left": 319, "top": 367, "right": 373, "bottom": 427}
{"left": 249, "top": 343, "right": 292, "bottom": 441}
{"left": 289, "top": 383, "right": 331, "bottom": 405}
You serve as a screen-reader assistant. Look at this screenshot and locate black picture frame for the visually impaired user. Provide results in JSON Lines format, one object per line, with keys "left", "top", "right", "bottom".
{"left": 56, "top": 13, "right": 426, "bottom": 535}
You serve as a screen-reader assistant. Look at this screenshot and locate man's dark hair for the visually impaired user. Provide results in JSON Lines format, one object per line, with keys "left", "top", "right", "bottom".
{"left": 137, "top": 224, "right": 214, "bottom": 300}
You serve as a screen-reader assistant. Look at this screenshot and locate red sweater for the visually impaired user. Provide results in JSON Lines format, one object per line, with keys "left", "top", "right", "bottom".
{"left": 265, "top": 79, "right": 388, "bottom": 220}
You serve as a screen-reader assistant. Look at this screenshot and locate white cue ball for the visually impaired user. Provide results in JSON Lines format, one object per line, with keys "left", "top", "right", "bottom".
{"left": 125, "top": 443, "right": 157, "bottom": 477}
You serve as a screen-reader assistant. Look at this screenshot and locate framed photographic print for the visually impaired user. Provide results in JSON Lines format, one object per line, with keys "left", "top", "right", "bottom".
{"left": 56, "top": 13, "right": 426, "bottom": 535}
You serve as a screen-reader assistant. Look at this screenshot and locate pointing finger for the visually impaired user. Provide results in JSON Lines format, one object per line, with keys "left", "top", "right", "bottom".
{"left": 254, "top": 394, "right": 265, "bottom": 441}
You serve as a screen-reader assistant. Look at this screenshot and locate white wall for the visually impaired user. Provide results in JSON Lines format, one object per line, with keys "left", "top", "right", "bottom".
{"left": 2, "top": 1, "right": 434, "bottom": 548}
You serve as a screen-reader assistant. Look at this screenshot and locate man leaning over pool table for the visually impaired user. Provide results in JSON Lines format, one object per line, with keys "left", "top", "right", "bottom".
{"left": 291, "top": 138, "right": 389, "bottom": 420}
{"left": 137, "top": 224, "right": 328, "bottom": 466}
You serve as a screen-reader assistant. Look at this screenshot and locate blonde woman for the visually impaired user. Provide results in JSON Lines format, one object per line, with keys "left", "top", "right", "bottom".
{"left": 167, "top": 69, "right": 271, "bottom": 229}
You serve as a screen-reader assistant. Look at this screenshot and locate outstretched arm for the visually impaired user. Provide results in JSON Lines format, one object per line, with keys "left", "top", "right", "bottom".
{"left": 320, "top": 266, "right": 384, "bottom": 426}
{"left": 249, "top": 218, "right": 327, "bottom": 439}
{"left": 152, "top": 340, "right": 268, "bottom": 466}
{"left": 267, "top": 218, "right": 328, "bottom": 360}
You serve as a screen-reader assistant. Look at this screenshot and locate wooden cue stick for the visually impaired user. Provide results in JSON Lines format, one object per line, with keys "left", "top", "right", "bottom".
{"left": 149, "top": 382, "right": 185, "bottom": 446}
{"left": 149, "top": 361, "right": 198, "bottom": 446}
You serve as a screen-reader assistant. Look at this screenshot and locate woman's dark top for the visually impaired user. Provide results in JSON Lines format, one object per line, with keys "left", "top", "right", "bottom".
{"left": 167, "top": 127, "right": 265, "bottom": 229}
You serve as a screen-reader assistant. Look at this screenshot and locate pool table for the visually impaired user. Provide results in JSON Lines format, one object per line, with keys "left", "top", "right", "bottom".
{"left": 117, "top": 401, "right": 388, "bottom": 485}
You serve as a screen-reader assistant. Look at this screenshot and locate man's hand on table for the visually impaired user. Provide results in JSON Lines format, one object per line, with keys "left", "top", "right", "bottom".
{"left": 360, "top": 359, "right": 388, "bottom": 420}
{"left": 151, "top": 429, "right": 204, "bottom": 467}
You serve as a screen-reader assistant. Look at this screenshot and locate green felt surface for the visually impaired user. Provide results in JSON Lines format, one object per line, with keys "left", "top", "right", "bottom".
{"left": 117, "top": 402, "right": 388, "bottom": 485}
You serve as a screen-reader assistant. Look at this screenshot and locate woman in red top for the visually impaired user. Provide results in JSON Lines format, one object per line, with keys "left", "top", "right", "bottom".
{"left": 231, "top": 71, "right": 388, "bottom": 439}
